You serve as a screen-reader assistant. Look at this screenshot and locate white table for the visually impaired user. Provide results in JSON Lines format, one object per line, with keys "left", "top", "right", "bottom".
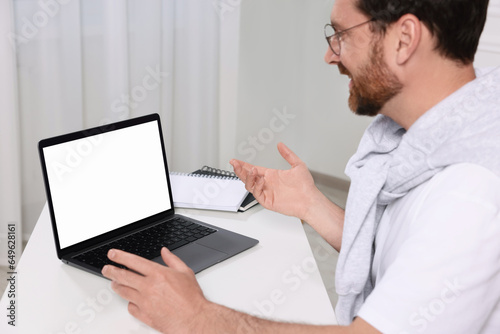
{"left": 1, "top": 204, "right": 337, "bottom": 333}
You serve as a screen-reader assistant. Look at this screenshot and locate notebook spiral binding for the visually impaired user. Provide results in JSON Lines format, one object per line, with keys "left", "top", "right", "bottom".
{"left": 200, "top": 166, "right": 237, "bottom": 178}
{"left": 171, "top": 165, "right": 238, "bottom": 181}
{"left": 170, "top": 172, "right": 237, "bottom": 180}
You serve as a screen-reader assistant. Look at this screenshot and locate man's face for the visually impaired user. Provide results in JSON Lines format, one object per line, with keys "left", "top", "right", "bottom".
{"left": 326, "top": 0, "right": 402, "bottom": 116}
{"left": 340, "top": 39, "right": 402, "bottom": 116}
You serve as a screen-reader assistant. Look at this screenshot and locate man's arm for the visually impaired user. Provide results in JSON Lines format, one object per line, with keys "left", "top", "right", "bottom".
{"left": 204, "top": 302, "right": 376, "bottom": 334}
{"left": 102, "top": 248, "right": 379, "bottom": 334}
{"left": 230, "top": 142, "right": 344, "bottom": 251}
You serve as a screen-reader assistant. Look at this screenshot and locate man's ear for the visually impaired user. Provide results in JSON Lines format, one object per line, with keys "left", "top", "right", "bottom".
{"left": 394, "top": 14, "right": 421, "bottom": 65}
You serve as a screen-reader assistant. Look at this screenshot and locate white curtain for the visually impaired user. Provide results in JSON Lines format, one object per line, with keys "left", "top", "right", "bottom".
{"left": 0, "top": 0, "right": 22, "bottom": 267}
{"left": 1, "top": 0, "right": 232, "bottom": 245}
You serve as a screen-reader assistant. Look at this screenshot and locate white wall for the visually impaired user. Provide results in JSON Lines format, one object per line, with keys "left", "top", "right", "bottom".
{"left": 298, "top": 0, "right": 373, "bottom": 178}
{"left": 476, "top": 0, "right": 500, "bottom": 67}
{"left": 235, "top": 0, "right": 305, "bottom": 171}
{"left": 235, "top": 0, "right": 371, "bottom": 180}
{"left": 235, "top": 0, "right": 500, "bottom": 180}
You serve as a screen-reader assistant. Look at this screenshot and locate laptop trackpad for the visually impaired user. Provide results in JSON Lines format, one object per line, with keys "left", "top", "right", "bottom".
{"left": 153, "top": 243, "right": 228, "bottom": 273}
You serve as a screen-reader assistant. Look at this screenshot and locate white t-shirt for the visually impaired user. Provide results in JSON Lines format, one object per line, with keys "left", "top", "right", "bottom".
{"left": 358, "top": 163, "right": 500, "bottom": 333}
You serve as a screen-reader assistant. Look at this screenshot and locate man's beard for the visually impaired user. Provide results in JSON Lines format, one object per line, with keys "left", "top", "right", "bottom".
{"left": 339, "top": 42, "right": 402, "bottom": 117}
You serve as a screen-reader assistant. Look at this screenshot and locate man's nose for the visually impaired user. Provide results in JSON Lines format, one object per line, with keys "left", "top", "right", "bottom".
{"left": 324, "top": 47, "right": 340, "bottom": 65}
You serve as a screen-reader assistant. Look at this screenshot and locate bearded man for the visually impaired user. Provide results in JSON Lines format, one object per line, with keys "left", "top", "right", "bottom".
{"left": 103, "top": 0, "right": 500, "bottom": 333}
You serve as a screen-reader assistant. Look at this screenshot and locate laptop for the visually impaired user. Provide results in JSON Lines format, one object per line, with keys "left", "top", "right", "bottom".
{"left": 38, "top": 113, "right": 258, "bottom": 277}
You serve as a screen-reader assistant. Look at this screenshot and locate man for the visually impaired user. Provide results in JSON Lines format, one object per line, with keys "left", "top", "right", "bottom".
{"left": 102, "top": 0, "right": 500, "bottom": 332}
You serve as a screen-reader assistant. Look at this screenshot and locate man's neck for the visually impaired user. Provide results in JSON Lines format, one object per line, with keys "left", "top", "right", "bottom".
{"left": 381, "top": 62, "right": 477, "bottom": 130}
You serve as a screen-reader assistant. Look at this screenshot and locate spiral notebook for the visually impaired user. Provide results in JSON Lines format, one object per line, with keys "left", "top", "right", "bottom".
{"left": 170, "top": 166, "right": 251, "bottom": 212}
{"left": 190, "top": 166, "right": 259, "bottom": 212}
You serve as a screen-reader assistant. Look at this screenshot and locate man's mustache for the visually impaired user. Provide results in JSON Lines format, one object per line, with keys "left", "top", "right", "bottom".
{"left": 338, "top": 62, "right": 351, "bottom": 77}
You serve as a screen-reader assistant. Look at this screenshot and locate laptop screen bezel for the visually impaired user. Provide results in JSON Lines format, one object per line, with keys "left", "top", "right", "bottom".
{"left": 38, "top": 113, "right": 176, "bottom": 259}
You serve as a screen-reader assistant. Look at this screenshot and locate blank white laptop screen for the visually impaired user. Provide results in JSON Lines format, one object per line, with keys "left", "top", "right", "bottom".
{"left": 43, "top": 120, "right": 172, "bottom": 249}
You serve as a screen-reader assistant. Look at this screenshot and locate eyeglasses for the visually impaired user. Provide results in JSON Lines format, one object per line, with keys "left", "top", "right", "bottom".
{"left": 324, "top": 18, "right": 375, "bottom": 56}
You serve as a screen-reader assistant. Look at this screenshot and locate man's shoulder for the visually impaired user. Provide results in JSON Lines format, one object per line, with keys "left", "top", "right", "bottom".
{"left": 389, "top": 163, "right": 500, "bottom": 227}
{"left": 364, "top": 162, "right": 500, "bottom": 334}
{"left": 427, "top": 163, "right": 500, "bottom": 200}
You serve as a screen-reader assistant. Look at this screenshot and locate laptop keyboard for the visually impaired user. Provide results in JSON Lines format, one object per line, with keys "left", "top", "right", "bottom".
{"left": 74, "top": 217, "right": 217, "bottom": 270}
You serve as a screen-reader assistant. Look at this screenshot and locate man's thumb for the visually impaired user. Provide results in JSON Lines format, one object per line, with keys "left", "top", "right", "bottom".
{"left": 277, "top": 142, "right": 302, "bottom": 167}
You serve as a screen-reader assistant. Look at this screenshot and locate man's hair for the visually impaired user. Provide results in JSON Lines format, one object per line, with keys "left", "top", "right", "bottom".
{"left": 355, "top": 0, "right": 490, "bottom": 64}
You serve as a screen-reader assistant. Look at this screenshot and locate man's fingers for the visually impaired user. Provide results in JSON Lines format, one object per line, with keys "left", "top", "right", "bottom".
{"left": 106, "top": 249, "right": 158, "bottom": 276}
{"left": 245, "top": 168, "right": 258, "bottom": 193}
{"left": 128, "top": 302, "right": 141, "bottom": 319}
{"left": 253, "top": 176, "right": 265, "bottom": 203}
{"left": 277, "top": 142, "right": 302, "bottom": 167}
{"left": 230, "top": 159, "right": 250, "bottom": 181}
{"left": 110, "top": 280, "right": 142, "bottom": 303}
{"left": 161, "top": 247, "right": 190, "bottom": 271}
{"left": 230, "top": 159, "right": 265, "bottom": 183}
{"left": 127, "top": 302, "right": 152, "bottom": 327}
{"left": 230, "top": 159, "right": 243, "bottom": 178}
{"left": 102, "top": 263, "right": 144, "bottom": 290}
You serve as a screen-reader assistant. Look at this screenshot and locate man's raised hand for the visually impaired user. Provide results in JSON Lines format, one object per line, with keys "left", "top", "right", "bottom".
{"left": 230, "top": 142, "right": 320, "bottom": 221}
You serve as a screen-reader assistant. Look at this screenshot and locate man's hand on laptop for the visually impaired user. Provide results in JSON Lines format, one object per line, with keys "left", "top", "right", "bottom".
{"left": 102, "top": 248, "right": 210, "bottom": 333}
{"left": 102, "top": 247, "right": 380, "bottom": 334}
